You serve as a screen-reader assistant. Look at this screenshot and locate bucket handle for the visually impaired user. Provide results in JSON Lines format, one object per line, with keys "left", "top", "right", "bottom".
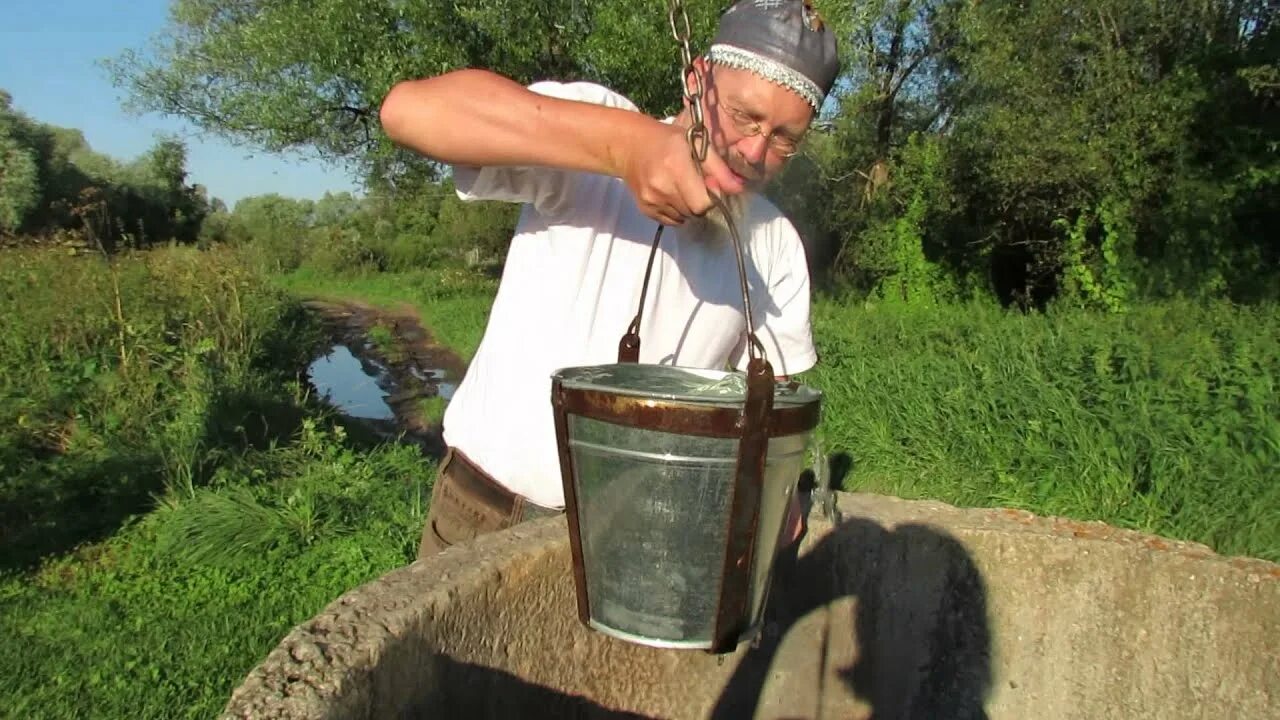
{"left": 616, "top": 206, "right": 769, "bottom": 372}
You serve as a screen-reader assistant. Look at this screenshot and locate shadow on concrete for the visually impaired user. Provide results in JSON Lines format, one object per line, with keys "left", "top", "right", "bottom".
{"left": 426, "top": 657, "right": 659, "bottom": 719}
{"left": 711, "top": 479, "right": 993, "bottom": 719}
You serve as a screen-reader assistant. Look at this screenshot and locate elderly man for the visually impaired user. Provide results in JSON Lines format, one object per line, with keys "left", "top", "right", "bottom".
{"left": 379, "top": 0, "right": 840, "bottom": 558}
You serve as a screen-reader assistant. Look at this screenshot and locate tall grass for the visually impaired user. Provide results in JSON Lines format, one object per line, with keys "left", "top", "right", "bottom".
{"left": 0, "top": 424, "right": 428, "bottom": 719}
{"left": 0, "top": 246, "right": 433, "bottom": 718}
{"left": 276, "top": 259, "right": 1277, "bottom": 561}
{"left": 803, "top": 298, "right": 1279, "bottom": 561}
{"left": 0, "top": 246, "right": 321, "bottom": 568}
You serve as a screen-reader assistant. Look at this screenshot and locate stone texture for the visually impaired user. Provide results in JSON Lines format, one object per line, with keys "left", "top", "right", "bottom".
{"left": 221, "top": 492, "right": 1279, "bottom": 719}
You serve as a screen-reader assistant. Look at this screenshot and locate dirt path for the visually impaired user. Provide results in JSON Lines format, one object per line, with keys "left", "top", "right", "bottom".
{"left": 302, "top": 298, "right": 468, "bottom": 459}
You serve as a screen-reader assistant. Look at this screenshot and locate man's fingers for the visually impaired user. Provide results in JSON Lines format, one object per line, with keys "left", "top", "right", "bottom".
{"left": 645, "top": 204, "right": 684, "bottom": 227}
{"left": 699, "top": 149, "right": 746, "bottom": 197}
{"left": 676, "top": 167, "right": 716, "bottom": 218}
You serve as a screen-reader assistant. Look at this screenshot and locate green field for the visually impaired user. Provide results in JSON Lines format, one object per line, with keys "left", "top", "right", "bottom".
{"left": 4, "top": 0, "right": 1276, "bottom": 713}
{"left": 278, "top": 263, "right": 1280, "bottom": 561}
{"left": 0, "top": 248, "right": 434, "bottom": 718}
{"left": 1, "top": 246, "right": 1276, "bottom": 718}
{"left": 806, "top": 298, "right": 1279, "bottom": 560}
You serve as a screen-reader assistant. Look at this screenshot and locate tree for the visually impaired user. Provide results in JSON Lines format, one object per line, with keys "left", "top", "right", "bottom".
{"left": 769, "top": 1, "right": 963, "bottom": 296}
{"left": 432, "top": 191, "right": 520, "bottom": 264}
{"left": 107, "top": 0, "right": 721, "bottom": 184}
{"left": 939, "top": 0, "right": 1279, "bottom": 306}
{"left": 0, "top": 92, "right": 42, "bottom": 234}
{"left": 312, "top": 191, "right": 363, "bottom": 229}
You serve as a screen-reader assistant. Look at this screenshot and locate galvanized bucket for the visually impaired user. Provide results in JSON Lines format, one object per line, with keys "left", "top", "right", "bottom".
{"left": 550, "top": 221, "right": 823, "bottom": 653}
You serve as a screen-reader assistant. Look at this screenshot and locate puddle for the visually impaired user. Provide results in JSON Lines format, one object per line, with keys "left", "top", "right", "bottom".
{"left": 307, "top": 344, "right": 395, "bottom": 420}
{"left": 406, "top": 364, "right": 458, "bottom": 401}
{"left": 301, "top": 299, "right": 465, "bottom": 459}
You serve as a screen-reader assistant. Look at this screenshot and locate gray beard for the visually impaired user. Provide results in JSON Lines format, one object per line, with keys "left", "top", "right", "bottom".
{"left": 687, "top": 191, "right": 749, "bottom": 244}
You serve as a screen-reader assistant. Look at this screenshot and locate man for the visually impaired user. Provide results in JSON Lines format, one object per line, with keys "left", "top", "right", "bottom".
{"left": 379, "top": 0, "right": 840, "bottom": 558}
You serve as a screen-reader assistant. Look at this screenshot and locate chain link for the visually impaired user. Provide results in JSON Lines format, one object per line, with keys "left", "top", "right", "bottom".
{"left": 662, "top": 0, "right": 764, "bottom": 362}
{"left": 667, "top": 0, "right": 709, "bottom": 164}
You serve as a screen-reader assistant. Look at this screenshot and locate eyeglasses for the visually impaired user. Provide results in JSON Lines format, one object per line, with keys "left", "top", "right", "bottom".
{"left": 721, "top": 105, "right": 803, "bottom": 158}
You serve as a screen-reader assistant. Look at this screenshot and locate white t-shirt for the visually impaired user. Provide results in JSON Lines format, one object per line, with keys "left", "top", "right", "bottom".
{"left": 441, "top": 80, "right": 818, "bottom": 509}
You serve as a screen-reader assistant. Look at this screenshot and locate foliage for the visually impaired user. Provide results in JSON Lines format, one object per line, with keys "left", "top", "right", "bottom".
{"left": 0, "top": 92, "right": 42, "bottom": 233}
{"left": 108, "top": 0, "right": 721, "bottom": 183}
{"left": 935, "top": 0, "right": 1277, "bottom": 305}
{"left": 151, "top": 419, "right": 427, "bottom": 567}
{"left": 112, "top": 0, "right": 1279, "bottom": 305}
{"left": 0, "top": 422, "right": 426, "bottom": 719}
{"left": 431, "top": 192, "right": 521, "bottom": 265}
{"left": 0, "top": 90, "right": 209, "bottom": 247}
{"left": 803, "top": 297, "right": 1280, "bottom": 562}
{"left": 0, "top": 245, "right": 325, "bottom": 568}
{"left": 845, "top": 132, "right": 961, "bottom": 305}
{"left": 0, "top": 245, "right": 429, "bottom": 718}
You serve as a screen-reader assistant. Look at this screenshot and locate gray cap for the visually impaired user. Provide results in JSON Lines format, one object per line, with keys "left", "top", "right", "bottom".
{"left": 705, "top": 0, "right": 840, "bottom": 111}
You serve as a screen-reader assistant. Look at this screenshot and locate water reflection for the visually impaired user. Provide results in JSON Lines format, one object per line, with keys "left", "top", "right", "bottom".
{"left": 307, "top": 344, "right": 395, "bottom": 420}
{"left": 407, "top": 364, "right": 458, "bottom": 401}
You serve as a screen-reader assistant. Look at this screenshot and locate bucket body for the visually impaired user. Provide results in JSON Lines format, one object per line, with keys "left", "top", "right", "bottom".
{"left": 551, "top": 364, "right": 821, "bottom": 651}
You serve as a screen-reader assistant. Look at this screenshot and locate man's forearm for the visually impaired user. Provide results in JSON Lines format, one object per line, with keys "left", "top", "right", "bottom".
{"left": 379, "top": 69, "right": 656, "bottom": 178}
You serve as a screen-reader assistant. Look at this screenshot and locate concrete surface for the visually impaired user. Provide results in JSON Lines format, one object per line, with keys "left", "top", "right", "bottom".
{"left": 221, "top": 492, "right": 1279, "bottom": 719}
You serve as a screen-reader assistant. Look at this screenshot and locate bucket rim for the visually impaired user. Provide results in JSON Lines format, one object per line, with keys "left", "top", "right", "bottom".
{"left": 550, "top": 362, "right": 822, "bottom": 409}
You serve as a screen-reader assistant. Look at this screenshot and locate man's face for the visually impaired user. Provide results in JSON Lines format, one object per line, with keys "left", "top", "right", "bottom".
{"left": 693, "top": 60, "right": 814, "bottom": 192}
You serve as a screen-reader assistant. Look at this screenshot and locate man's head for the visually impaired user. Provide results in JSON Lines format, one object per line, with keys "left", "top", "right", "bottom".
{"left": 680, "top": 0, "right": 840, "bottom": 192}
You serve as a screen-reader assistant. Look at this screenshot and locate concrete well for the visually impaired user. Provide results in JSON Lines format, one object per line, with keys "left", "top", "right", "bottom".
{"left": 222, "top": 492, "right": 1279, "bottom": 719}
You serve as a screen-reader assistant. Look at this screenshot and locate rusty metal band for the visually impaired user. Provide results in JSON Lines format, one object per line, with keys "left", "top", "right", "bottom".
{"left": 555, "top": 384, "right": 820, "bottom": 439}
{"left": 710, "top": 356, "right": 776, "bottom": 652}
{"left": 551, "top": 379, "right": 592, "bottom": 625}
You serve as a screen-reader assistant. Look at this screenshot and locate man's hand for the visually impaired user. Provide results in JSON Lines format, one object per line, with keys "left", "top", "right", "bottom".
{"left": 619, "top": 123, "right": 746, "bottom": 227}
{"left": 381, "top": 70, "right": 747, "bottom": 227}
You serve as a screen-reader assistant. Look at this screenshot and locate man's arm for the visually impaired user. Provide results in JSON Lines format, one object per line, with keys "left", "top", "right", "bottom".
{"left": 378, "top": 69, "right": 744, "bottom": 226}
{"left": 381, "top": 70, "right": 645, "bottom": 180}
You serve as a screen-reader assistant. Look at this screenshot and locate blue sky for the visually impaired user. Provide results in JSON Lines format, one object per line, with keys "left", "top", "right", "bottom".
{"left": 1, "top": 0, "right": 362, "bottom": 208}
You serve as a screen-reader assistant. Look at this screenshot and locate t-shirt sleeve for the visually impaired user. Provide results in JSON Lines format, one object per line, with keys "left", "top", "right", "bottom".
{"left": 452, "top": 81, "right": 639, "bottom": 217}
{"left": 730, "top": 219, "right": 818, "bottom": 378}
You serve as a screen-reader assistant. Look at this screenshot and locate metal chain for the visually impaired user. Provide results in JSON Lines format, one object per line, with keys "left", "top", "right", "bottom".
{"left": 664, "top": 0, "right": 765, "bottom": 363}
{"left": 667, "top": 0, "right": 709, "bottom": 163}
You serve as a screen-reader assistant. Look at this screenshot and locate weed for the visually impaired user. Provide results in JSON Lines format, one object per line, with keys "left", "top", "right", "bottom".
{"left": 0, "top": 246, "right": 433, "bottom": 719}
{"left": 417, "top": 395, "right": 448, "bottom": 426}
{"left": 802, "top": 297, "right": 1279, "bottom": 561}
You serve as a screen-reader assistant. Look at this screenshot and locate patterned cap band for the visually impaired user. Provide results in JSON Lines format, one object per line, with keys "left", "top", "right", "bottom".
{"left": 708, "top": 0, "right": 841, "bottom": 111}
{"left": 705, "top": 44, "right": 824, "bottom": 110}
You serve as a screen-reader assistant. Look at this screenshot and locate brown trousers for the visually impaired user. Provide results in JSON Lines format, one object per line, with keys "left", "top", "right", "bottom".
{"left": 417, "top": 447, "right": 562, "bottom": 558}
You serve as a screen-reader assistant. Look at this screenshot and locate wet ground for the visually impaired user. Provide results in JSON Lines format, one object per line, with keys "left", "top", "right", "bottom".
{"left": 302, "top": 299, "right": 467, "bottom": 460}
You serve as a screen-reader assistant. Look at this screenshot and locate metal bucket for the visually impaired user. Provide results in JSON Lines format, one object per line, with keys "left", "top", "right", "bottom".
{"left": 549, "top": 211, "right": 822, "bottom": 652}
{"left": 551, "top": 364, "right": 821, "bottom": 651}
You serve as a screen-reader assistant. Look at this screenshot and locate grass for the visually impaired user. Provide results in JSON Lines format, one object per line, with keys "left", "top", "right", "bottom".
{"left": 0, "top": 246, "right": 433, "bottom": 718}
{"left": 417, "top": 394, "right": 449, "bottom": 426}
{"left": 0, "top": 425, "right": 429, "bottom": 719}
{"left": 2, "top": 242, "right": 1275, "bottom": 718}
{"left": 281, "top": 261, "right": 1278, "bottom": 561}
{"left": 802, "top": 297, "right": 1279, "bottom": 562}
{"left": 0, "top": 245, "right": 319, "bottom": 569}
{"left": 367, "top": 321, "right": 401, "bottom": 361}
